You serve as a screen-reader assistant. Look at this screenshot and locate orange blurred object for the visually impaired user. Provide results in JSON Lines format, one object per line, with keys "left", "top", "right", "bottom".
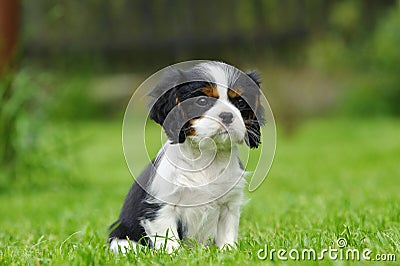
{"left": 0, "top": 0, "right": 20, "bottom": 74}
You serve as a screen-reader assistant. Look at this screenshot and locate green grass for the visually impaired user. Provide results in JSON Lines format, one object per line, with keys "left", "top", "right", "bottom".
{"left": 0, "top": 118, "right": 399, "bottom": 265}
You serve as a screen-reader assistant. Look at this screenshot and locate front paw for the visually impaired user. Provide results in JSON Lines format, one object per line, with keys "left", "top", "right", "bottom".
{"left": 154, "top": 236, "right": 181, "bottom": 254}
{"left": 110, "top": 238, "right": 135, "bottom": 254}
{"left": 163, "top": 240, "right": 181, "bottom": 254}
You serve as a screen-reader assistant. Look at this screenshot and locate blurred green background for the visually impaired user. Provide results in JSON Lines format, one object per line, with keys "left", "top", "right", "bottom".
{"left": 1, "top": 0, "right": 399, "bottom": 183}
{"left": 0, "top": 0, "right": 399, "bottom": 264}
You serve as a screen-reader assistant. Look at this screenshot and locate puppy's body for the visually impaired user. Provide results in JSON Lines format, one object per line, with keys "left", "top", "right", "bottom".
{"left": 109, "top": 62, "right": 263, "bottom": 253}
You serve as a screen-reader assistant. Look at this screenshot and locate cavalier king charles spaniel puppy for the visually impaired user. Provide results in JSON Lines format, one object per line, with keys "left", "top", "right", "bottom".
{"left": 109, "top": 61, "right": 264, "bottom": 253}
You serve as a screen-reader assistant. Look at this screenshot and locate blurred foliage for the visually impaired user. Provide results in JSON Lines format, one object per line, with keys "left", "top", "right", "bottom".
{"left": 3, "top": 0, "right": 396, "bottom": 160}
{"left": 49, "top": 71, "right": 97, "bottom": 120}
{"left": 330, "top": 0, "right": 362, "bottom": 40}
{"left": 0, "top": 70, "right": 77, "bottom": 189}
{"left": 308, "top": 3, "right": 400, "bottom": 116}
{"left": 343, "top": 6, "right": 400, "bottom": 116}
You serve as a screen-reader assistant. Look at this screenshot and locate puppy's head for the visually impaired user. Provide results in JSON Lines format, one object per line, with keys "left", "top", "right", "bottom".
{"left": 148, "top": 62, "right": 264, "bottom": 149}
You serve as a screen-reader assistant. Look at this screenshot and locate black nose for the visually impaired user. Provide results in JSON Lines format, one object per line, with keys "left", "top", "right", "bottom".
{"left": 219, "top": 112, "right": 233, "bottom": 125}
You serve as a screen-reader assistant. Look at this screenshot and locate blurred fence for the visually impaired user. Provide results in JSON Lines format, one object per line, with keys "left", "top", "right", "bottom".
{"left": 23, "top": 0, "right": 395, "bottom": 66}
{"left": 21, "top": 0, "right": 395, "bottom": 67}
{"left": 22, "top": 0, "right": 313, "bottom": 53}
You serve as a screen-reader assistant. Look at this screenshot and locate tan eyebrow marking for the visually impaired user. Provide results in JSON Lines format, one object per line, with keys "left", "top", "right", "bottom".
{"left": 202, "top": 85, "right": 219, "bottom": 98}
{"left": 228, "top": 87, "right": 244, "bottom": 98}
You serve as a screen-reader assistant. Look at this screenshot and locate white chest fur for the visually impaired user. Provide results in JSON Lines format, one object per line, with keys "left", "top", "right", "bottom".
{"left": 149, "top": 141, "right": 246, "bottom": 206}
{"left": 144, "top": 141, "right": 246, "bottom": 249}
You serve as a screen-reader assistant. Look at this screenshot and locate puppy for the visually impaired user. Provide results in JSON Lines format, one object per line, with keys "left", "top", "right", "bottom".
{"left": 109, "top": 61, "right": 264, "bottom": 253}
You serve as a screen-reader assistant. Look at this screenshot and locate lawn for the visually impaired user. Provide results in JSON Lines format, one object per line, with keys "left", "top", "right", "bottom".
{"left": 0, "top": 117, "right": 399, "bottom": 265}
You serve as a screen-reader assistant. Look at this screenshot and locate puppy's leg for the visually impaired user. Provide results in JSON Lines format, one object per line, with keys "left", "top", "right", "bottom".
{"left": 215, "top": 204, "right": 240, "bottom": 249}
{"left": 142, "top": 205, "right": 180, "bottom": 253}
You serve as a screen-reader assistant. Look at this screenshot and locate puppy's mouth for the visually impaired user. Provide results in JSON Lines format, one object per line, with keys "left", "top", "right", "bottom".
{"left": 214, "top": 128, "right": 238, "bottom": 142}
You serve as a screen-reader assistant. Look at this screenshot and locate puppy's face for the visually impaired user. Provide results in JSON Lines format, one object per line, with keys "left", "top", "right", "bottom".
{"left": 149, "top": 62, "right": 264, "bottom": 149}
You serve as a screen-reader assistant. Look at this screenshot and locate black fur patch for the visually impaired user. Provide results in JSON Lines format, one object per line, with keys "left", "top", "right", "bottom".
{"left": 149, "top": 81, "right": 217, "bottom": 144}
{"left": 177, "top": 219, "right": 186, "bottom": 240}
{"left": 108, "top": 161, "right": 162, "bottom": 246}
{"left": 229, "top": 92, "right": 264, "bottom": 148}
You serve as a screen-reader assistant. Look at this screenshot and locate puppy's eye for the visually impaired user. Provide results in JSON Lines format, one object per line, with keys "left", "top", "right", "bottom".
{"left": 196, "top": 97, "right": 208, "bottom": 106}
{"left": 236, "top": 98, "right": 247, "bottom": 109}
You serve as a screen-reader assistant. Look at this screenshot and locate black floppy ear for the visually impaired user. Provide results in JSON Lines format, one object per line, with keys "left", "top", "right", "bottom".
{"left": 245, "top": 118, "right": 262, "bottom": 149}
{"left": 148, "top": 67, "right": 185, "bottom": 126}
{"left": 244, "top": 70, "right": 264, "bottom": 149}
{"left": 149, "top": 87, "right": 177, "bottom": 127}
{"left": 148, "top": 68, "right": 190, "bottom": 144}
{"left": 247, "top": 71, "right": 261, "bottom": 87}
{"left": 244, "top": 97, "right": 263, "bottom": 149}
{"left": 149, "top": 87, "right": 186, "bottom": 144}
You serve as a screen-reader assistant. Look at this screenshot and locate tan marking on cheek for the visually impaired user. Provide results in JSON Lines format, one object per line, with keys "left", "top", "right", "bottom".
{"left": 186, "top": 117, "right": 202, "bottom": 136}
{"left": 202, "top": 85, "right": 219, "bottom": 98}
{"left": 185, "top": 128, "right": 196, "bottom": 136}
{"left": 228, "top": 87, "right": 244, "bottom": 98}
{"left": 185, "top": 118, "right": 197, "bottom": 136}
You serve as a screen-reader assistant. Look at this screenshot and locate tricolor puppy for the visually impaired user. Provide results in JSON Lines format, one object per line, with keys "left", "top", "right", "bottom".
{"left": 109, "top": 61, "right": 264, "bottom": 253}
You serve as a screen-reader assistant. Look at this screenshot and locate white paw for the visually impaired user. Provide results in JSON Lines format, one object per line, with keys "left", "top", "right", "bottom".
{"left": 109, "top": 239, "right": 136, "bottom": 254}
{"left": 154, "top": 237, "right": 180, "bottom": 254}
{"left": 163, "top": 240, "right": 181, "bottom": 254}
